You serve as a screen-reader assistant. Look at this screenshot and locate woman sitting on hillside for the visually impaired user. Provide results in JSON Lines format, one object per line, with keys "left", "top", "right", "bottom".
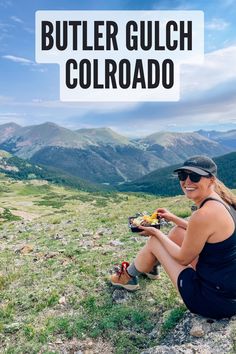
{"left": 111, "top": 155, "right": 236, "bottom": 319}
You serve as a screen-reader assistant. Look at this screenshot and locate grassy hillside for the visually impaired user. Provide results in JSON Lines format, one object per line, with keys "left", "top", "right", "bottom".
{"left": 119, "top": 152, "right": 236, "bottom": 196}
{"left": 0, "top": 175, "right": 194, "bottom": 354}
{"left": 137, "top": 131, "right": 229, "bottom": 164}
{"left": 76, "top": 127, "right": 132, "bottom": 146}
{"left": 30, "top": 145, "right": 166, "bottom": 184}
{"left": 0, "top": 122, "right": 21, "bottom": 143}
{"left": 0, "top": 151, "right": 108, "bottom": 193}
{"left": 0, "top": 122, "right": 90, "bottom": 159}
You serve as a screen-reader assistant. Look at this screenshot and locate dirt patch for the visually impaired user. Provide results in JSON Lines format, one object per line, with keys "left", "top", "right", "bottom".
{"left": 29, "top": 179, "right": 49, "bottom": 185}
{"left": 11, "top": 210, "right": 39, "bottom": 221}
{"left": 15, "top": 201, "right": 34, "bottom": 207}
{"left": 40, "top": 338, "right": 114, "bottom": 354}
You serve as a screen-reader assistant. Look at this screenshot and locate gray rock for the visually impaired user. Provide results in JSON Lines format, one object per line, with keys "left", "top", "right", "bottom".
{"left": 112, "top": 289, "right": 132, "bottom": 304}
{"left": 190, "top": 324, "right": 205, "bottom": 337}
{"left": 82, "top": 231, "right": 93, "bottom": 237}
{"left": 142, "top": 343, "right": 213, "bottom": 354}
{"left": 109, "top": 240, "right": 124, "bottom": 247}
{"left": 52, "top": 233, "right": 64, "bottom": 240}
{"left": 81, "top": 240, "right": 94, "bottom": 248}
{"left": 96, "top": 227, "right": 113, "bottom": 236}
{"left": 72, "top": 228, "right": 80, "bottom": 233}
{"left": 142, "top": 312, "right": 235, "bottom": 354}
{"left": 130, "top": 237, "right": 140, "bottom": 242}
{"left": 4, "top": 322, "right": 21, "bottom": 333}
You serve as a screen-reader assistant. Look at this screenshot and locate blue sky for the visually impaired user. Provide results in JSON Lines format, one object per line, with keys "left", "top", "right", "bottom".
{"left": 0, "top": 0, "right": 236, "bottom": 136}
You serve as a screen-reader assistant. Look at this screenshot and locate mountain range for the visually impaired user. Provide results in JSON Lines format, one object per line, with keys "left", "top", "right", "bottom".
{"left": 0, "top": 122, "right": 235, "bottom": 186}
{"left": 0, "top": 149, "right": 106, "bottom": 192}
{"left": 118, "top": 152, "right": 236, "bottom": 196}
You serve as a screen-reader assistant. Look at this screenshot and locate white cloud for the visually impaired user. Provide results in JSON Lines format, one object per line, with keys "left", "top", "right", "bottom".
{"left": 26, "top": 99, "right": 140, "bottom": 115}
{"left": 114, "top": 99, "right": 236, "bottom": 136}
{"left": 0, "top": 95, "right": 140, "bottom": 117}
{"left": 181, "top": 45, "right": 236, "bottom": 95}
{"left": 0, "top": 21, "right": 13, "bottom": 41}
{"left": 10, "top": 16, "right": 34, "bottom": 35}
{"left": 0, "top": 112, "right": 24, "bottom": 118}
{"left": 153, "top": 1, "right": 193, "bottom": 10}
{"left": 30, "top": 67, "right": 47, "bottom": 73}
{"left": 206, "top": 18, "right": 230, "bottom": 31}
{"left": 222, "top": 0, "right": 236, "bottom": 8}
{"left": 2, "top": 55, "right": 33, "bottom": 64}
{"left": 24, "top": 27, "right": 34, "bottom": 34}
{"left": 0, "top": 110, "right": 26, "bottom": 125}
{"left": 0, "top": 0, "right": 12, "bottom": 8}
{"left": 10, "top": 16, "right": 23, "bottom": 24}
{"left": 0, "top": 95, "right": 13, "bottom": 103}
{"left": 0, "top": 21, "right": 11, "bottom": 30}
{"left": 2, "top": 55, "right": 46, "bottom": 72}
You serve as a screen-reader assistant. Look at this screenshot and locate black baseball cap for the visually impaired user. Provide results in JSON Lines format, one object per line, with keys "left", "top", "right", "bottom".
{"left": 173, "top": 155, "right": 217, "bottom": 176}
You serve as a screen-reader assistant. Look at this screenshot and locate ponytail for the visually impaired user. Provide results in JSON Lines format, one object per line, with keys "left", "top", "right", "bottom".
{"left": 214, "top": 178, "right": 236, "bottom": 209}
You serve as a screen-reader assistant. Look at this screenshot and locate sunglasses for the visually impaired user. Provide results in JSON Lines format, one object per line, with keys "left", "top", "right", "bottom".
{"left": 177, "top": 171, "right": 211, "bottom": 183}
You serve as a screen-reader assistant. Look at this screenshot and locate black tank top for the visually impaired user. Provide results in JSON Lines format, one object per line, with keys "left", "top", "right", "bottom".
{"left": 196, "top": 197, "right": 236, "bottom": 298}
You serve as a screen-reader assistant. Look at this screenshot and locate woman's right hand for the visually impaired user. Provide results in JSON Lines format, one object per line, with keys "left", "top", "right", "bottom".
{"left": 156, "top": 208, "right": 175, "bottom": 222}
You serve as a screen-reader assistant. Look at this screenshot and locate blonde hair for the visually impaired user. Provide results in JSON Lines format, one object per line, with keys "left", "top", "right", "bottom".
{"left": 214, "top": 178, "right": 236, "bottom": 209}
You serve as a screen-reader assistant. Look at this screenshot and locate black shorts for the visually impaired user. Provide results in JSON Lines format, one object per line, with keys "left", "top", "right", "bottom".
{"left": 177, "top": 268, "right": 236, "bottom": 319}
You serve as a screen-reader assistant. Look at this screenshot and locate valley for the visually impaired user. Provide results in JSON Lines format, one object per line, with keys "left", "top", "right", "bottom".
{"left": 0, "top": 122, "right": 234, "bottom": 188}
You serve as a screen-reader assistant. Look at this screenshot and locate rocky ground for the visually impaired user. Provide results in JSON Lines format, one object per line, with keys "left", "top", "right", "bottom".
{"left": 0, "top": 178, "right": 235, "bottom": 353}
{"left": 110, "top": 288, "right": 236, "bottom": 354}
{"left": 143, "top": 312, "right": 236, "bottom": 354}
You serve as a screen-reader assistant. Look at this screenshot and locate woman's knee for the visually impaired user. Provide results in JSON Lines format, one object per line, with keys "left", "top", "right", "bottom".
{"left": 145, "top": 235, "right": 160, "bottom": 250}
{"left": 168, "top": 226, "right": 186, "bottom": 246}
{"left": 144, "top": 226, "right": 186, "bottom": 252}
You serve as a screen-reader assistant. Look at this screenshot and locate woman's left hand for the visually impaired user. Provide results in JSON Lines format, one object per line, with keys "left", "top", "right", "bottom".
{"left": 138, "top": 225, "right": 160, "bottom": 237}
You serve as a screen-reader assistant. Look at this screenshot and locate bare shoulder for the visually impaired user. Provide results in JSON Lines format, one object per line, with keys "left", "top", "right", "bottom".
{"left": 199, "top": 199, "right": 230, "bottom": 216}
{"left": 186, "top": 205, "right": 215, "bottom": 243}
{"left": 189, "top": 207, "right": 214, "bottom": 229}
{"left": 189, "top": 200, "right": 225, "bottom": 225}
{"left": 190, "top": 199, "right": 232, "bottom": 229}
{"left": 196, "top": 199, "right": 229, "bottom": 216}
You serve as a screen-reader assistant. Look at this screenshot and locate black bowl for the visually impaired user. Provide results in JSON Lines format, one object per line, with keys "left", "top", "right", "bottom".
{"left": 128, "top": 216, "right": 160, "bottom": 233}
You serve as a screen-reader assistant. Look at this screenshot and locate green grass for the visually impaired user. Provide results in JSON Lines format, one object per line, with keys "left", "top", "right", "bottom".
{"left": 160, "top": 306, "right": 186, "bottom": 337}
{"left": 0, "top": 208, "right": 21, "bottom": 222}
{"left": 17, "top": 184, "right": 52, "bottom": 196}
{"left": 0, "top": 177, "right": 195, "bottom": 353}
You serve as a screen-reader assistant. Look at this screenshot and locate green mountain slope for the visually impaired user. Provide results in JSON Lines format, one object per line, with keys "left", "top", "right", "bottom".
{"left": 76, "top": 127, "right": 132, "bottom": 146}
{"left": 137, "top": 131, "right": 229, "bottom": 165}
{"left": 0, "top": 150, "right": 108, "bottom": 192}
{"left": 30, "top": 145, "right": 167, "bottom": 184}
{"left": 118, "top": 152, "right": 236, "bottom": 196}
{"left": 197, "top": 129, "right": 236, "bottom": 149}
{"left": 28, "top": 130, "right": 230, "bottom": 185}
{"left": 0, "top": 122, "right": 21, "bottom": 143}
{"left": 0, "top": 122, "right": 91, "bottom": 159}
{"left": 0, "top": 122, "right": 234, "bottom": 186}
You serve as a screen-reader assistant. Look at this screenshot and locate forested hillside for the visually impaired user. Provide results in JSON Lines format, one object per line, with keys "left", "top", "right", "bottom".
{"left": 119, "top": 152, "right": 236, "bottom": 196}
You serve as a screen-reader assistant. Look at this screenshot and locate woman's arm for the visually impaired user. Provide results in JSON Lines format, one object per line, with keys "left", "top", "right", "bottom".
{"left": 169, "top": 215, "right": 188, "bottom": 229}
{"left": 157, "top": 208, "right": 188, "bottom": 230}
{"left": 140, "top": 209, "right": 213, "bottom": 265}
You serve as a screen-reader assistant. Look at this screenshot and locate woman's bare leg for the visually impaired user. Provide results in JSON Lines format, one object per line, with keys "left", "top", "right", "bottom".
{"left": 168, "top": 226, "right": 198, "bottom": 268}
{"left": 134, "top": 226, "right": 186, "bottom": 271}
{"left": 133, "top": 226, "right": 197, "bottom": 290}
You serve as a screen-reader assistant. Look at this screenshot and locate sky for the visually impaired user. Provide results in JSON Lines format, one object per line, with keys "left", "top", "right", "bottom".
{"left": 0, "top": 0, "right": 236, "bottom": 137}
